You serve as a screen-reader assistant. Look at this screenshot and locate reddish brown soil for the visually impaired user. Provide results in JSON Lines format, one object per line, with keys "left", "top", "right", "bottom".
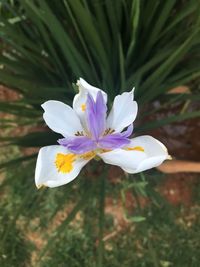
{"left": 0, "top": 85, "right": 20, "bottom": 101}
{"left": 150, "top": 117, "right": 200, "bottom": 161}
{"left": 144, "top": 100, "right": 200, "bottom": 161}
{"left": 138, "top": 97, "right": 200, "bottom": 207}
{"left": 159, "top": 173, "right": 198, "bottom": 206}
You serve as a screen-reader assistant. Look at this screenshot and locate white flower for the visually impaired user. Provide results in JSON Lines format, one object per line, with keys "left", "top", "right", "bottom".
{"left": 35, "top": 78, "right": 170, "bottom": 188}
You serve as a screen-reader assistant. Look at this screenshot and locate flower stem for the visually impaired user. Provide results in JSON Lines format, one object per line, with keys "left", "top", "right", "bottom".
{"left": 132, "top": 174, "right": 159, "bottom": 267}
{"left": 97, "top": 168, "right": 106, "bottom": 267}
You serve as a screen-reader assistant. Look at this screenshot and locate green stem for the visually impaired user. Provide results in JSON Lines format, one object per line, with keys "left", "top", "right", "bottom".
{"left": 132, "top": 174, "right": 159, "bottom": 267}
{"left": 148, "top": 241, "right": 160, "bottom": 267}
{"left": 97, "top": 168, "right": 106, "bottom": 267}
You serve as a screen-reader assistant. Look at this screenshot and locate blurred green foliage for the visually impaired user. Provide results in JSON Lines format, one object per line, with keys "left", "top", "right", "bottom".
{"left": 0, "top": 0, "right": 200, "bottom": 266}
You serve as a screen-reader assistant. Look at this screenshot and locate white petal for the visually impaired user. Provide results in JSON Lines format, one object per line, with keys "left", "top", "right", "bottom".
{"left": 73, "top": 78, "right": 107, "bottom": 128}
{"left": 99, "top": 148, "right": 147, "bottom": 173}
{"left": 99, "top": 135, "right": 169, "bottom": 173}
{"left": 106, "top": 89, "right": 138, "bottom": 133}
{"left": 128, "top": 135, "right": 169, "bottom": 172}
{"left": 35, "top": 145, "right": 89, "bottom": 188}
{"left": 42, "top": 100, "right": 83, "bottom": 137}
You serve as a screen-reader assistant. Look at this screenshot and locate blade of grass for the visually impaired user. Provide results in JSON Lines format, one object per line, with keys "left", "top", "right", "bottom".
{"left": 140, "top": 30, "right": 200, "bottom": 102}
{"left": 0, "top": 154, "right": 37, "bottom": 171}
{"left": 126, "top": 0, "right": 140, "bottom": 64}
{"left": 118, "top": 35, "right": 125, "bottom": 92}
{"left": 0, "top": 131, "right": 60, "bottom": 147}
{"left": 135, "top": 111, "right": 200, "bottom": 133}
{"left": 23, "top": 0, "right": 91, "bottom": 77}
{"left": 63, "top": 0, "right": 100, "bottom": 84}
{"left": 67, "top": 0, "right": 112, "bottom": 81}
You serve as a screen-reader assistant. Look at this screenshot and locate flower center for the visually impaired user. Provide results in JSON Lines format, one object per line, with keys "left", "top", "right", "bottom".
{"left": 55, "top": 153, "right": 76, "bottom": 173}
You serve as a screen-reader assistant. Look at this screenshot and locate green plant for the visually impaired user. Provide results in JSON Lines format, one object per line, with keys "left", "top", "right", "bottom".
{"left": 0, "top": 0, "right": 200, "bottom": 266}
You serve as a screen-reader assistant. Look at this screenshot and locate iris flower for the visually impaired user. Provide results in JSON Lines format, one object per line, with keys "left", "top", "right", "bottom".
{"left": 35, "top": 78, "right": 169, "bottom": 188}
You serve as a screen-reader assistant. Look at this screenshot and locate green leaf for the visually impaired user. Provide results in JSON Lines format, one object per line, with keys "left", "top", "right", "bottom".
{"left": 129, "top": 216, "right": 146, "bottom": 222}
{"left": 136, "top": 111, "right": 200, "bottom": 132}
{"left": 0, "top": 154, "right": 37, "bottom": 170}
{"left": 2, "top": 131, "right": 60, "bottom": 147}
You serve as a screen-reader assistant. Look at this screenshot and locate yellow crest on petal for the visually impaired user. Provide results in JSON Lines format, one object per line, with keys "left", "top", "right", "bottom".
{"left": 127, "top": 146, "right": 144, "bottom": 152}
{"left": 81, "top": 104, "right": 86, "bottom": 111}
{"left": 55, "top": 153, "right": 76, "bottom": 173}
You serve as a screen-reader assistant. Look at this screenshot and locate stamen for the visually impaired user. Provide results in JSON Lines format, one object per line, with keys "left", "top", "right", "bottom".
{"left": 81, "top": 104, "right": 86, "bottom": 111}
{"left": 104, "top": 128, "right": 115, "bottom": 135}
{"left": 127, "top": 146, "right": 144, "bottom": 152}
{"left": 75, "top": 131, "right": 84, "bottom": 136}
{"left": 55, "top": 153, "right": 76, "bottom": 173}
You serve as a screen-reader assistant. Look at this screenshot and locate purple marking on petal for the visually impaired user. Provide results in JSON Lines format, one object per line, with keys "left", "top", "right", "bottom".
{"left": 120, "top": 124, "right": 134, "bottom": 138}
{"left": 58, "top": 136, "right": 97, "bottom": 154}
{"left": 98, "top": 134, "right": 130, "bottom": 150}
{"left": 86, "top": 91, "right": 107, "bottom": 140}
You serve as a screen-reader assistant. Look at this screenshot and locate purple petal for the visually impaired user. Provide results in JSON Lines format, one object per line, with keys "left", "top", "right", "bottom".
{"left": 58, "top": 136, "right": 97, "bottom": 154}
{"left": 98, "top": 134, "right": 130, "bottom": 150}
{"left": 120, "top": 124, "right": 134, "bottom": 138}
{"left": 86, "top": 91, "right": 107, "bottom": 140}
